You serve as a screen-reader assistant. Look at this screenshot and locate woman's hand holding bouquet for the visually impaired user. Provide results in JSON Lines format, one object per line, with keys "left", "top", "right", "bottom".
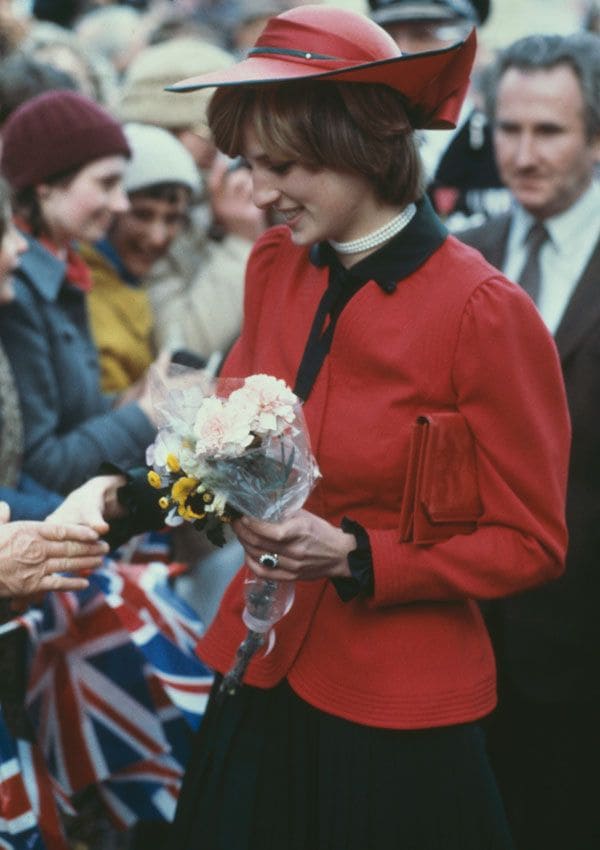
{"left": 146, "top": 371, "right": 321, "bottom": 695}
{"left": 234, "top": 510, "right": 355, "bottom": 583}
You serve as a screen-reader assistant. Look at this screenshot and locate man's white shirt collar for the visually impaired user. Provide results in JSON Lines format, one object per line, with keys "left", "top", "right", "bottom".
{"left": 504, "top": 181, "right": 600, "bottom": 334}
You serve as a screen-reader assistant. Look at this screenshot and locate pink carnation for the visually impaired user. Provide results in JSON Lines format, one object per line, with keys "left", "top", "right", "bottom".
{"left": 193, "top": 396, "right": 254, "bottom": 458}
{"left": 230, "top": 374, "right": 297, "bottom": 437}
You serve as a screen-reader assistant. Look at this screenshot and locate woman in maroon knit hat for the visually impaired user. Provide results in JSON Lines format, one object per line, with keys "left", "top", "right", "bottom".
{"left": 0, "top": 90, "right": 160, "bottom": 495}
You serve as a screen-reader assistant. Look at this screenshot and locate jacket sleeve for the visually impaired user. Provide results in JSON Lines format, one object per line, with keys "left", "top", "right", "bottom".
{"left": 0, "top": 286, "right": 156, "bottom": 495}
{"left": 0, "top": 474, "right": 62, "bottom": 521}
{"left": 368, "top": 276, "right": 570, "bottom": 606}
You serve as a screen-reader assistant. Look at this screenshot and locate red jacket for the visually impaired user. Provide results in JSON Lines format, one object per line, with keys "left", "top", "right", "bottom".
{"left": 198, "top": 225, "right": 570, "bottom": 729}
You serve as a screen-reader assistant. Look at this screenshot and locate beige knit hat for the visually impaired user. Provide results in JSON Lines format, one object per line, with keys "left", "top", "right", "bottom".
{"left": 117, "top": 38, "right": 233, "bottom": 138}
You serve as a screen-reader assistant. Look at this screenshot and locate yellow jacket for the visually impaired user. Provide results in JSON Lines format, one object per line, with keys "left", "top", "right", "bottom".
{"left": 83, "top": 243, "right": 155, "bottom": 392}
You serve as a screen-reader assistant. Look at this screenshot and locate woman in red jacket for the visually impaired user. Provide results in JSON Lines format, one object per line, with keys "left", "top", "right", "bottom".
{"left": 70, "top": 6, "right": 569, "bottom": 848}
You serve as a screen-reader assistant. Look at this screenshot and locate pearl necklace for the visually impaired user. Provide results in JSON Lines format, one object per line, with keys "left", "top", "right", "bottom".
{"left": 328, "top": 203, "right": 417, "bottom": 255}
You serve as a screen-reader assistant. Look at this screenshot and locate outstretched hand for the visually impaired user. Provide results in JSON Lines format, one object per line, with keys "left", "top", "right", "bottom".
{"left": 46, "top": 475, "right": 127, "bottom": 535}
{"left": 0, "top": 520, "right": 109, "bottom": 597}
{"left": 232, "top": 509, "right": 356, "bottom": 583}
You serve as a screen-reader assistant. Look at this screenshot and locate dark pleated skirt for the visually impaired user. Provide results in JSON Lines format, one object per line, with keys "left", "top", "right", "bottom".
{"left": 170, "top": 677, "right": 514, "bottom": 850}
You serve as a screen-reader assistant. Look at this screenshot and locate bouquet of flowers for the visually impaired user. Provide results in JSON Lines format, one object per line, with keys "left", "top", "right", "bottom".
{"left": 146, "top": 370, "right": 320, "bottom": 695}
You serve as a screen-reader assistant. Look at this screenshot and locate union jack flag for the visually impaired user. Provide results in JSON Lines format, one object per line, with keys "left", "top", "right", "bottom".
{"left": 88, "top": 560, "right": 213, "bottom": 727}
{"left": 98, "top": 560, "right": 205, "bottom": 653}
{"left": 97, "top": 751, "right": 183, "bottom": 829}
{"left": 89, "top": 561, "right": 214, "bottom": 824}
{"left": 94, "top": 660, "right": 204, "bottom": 828}
{"left": 22, "top": 559, "right": 213, "bottom": 827}
{"left": 0, "top": 556, "right": 215, "bottom": 838}
{"left": 0, "top": 609, "right": 42, "bottom": 640}
{"left": 0, "top": 708, "right": 71, "bottom": 850}
{"left": 26, "top": 589, "right": 170, "bottom": 796}
{"left": 96, "top": 666, "right": 204, "bottom": 829}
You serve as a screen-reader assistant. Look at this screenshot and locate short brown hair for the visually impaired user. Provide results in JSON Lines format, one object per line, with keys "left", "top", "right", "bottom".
{"left": 207, "top": 81, "right": 424, "bottom": 207}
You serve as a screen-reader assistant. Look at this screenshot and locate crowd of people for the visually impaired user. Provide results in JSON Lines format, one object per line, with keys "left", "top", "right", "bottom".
{"left": 0, "top": 0, "right": 598, "bottom": 849}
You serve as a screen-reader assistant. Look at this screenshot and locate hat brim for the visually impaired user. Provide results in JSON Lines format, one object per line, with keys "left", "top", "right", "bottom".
{"left": 167, "top": 29, "right": 476, "bottom": 130}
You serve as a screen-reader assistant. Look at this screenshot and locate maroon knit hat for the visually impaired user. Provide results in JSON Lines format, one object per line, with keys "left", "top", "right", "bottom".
{"left": 1, "top": 90, "right": 131, "bottom": 191}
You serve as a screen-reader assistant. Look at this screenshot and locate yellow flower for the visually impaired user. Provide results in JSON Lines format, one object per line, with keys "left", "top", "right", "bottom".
{"left": 166, "top": 453, "right": 180, "bottom": 473}
{"left": 147, "top": 470, "right": 162, "bottom": 489}
{"left": 158, "top": 496, "right": 170, "bottom": 509}
{"left": 171, "top": 476, "right": 206, "bottom": 520}
{"left": 171, "top": 476, "right": 200, "bottom": 505}
{"left": 177, "top": 504, "right": 206, "bottom": 521}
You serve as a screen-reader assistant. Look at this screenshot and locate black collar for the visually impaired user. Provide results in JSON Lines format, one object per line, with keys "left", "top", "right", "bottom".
{"left": 309, "top": 194, "right": 447, "bottom": 293}
{"left": 294, "top": 196, "right": 447, "bottom": 401}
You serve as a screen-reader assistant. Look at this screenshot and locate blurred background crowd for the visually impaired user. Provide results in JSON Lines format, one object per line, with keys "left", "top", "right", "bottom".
{"left": 0, "top": 1, "right": 597, "bottom": 849}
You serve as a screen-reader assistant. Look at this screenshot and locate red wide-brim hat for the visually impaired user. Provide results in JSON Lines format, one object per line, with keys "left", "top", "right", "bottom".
{"left": 167, "top": 5, "right": 476, "bottom": 130}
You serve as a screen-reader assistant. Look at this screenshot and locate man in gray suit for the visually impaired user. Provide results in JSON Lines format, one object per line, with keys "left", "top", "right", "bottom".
{"left": 460, "top": 32, "right": 600, "bottom": 850}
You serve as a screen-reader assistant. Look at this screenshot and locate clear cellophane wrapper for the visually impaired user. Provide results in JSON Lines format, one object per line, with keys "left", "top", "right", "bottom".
{"left": 146, "top": 366, "right": 320, "bottom": 696}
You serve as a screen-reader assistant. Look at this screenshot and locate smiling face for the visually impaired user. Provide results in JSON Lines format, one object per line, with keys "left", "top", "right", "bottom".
{"left": 493, "top": 64, "right": 600, "bottom": 220}
{"left": 242, "top": 122, "right": 401, "bottom": 257}
{"left": 0, "top": 208, "right": 27, "bottom": 305}
{"left": 108, "top": 186, "right": 190, "bottom": 278}
{"left": 37, "top": 155, "right": 129, "bottom": 245}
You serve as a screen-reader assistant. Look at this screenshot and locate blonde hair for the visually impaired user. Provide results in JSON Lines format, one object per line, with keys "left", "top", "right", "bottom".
{"left": 208, "top": 81, "right": 424, "bottom": 207}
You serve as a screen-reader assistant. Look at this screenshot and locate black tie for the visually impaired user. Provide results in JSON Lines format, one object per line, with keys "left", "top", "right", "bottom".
{"left": 518, "top": 221, "right": 549, "bottom": 305}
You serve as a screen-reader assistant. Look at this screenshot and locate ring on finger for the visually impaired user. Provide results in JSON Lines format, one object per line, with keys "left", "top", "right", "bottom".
{"left": 258, "top": 552, "right": 279, "bottom": 569}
